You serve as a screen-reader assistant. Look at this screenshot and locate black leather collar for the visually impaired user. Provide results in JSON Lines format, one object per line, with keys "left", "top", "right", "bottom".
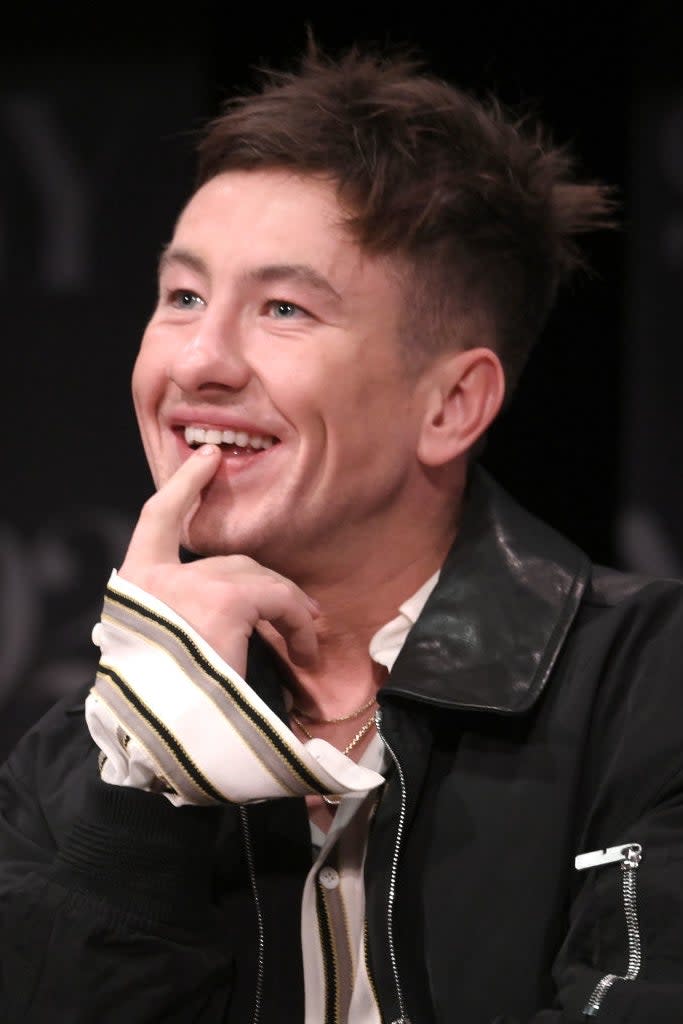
{"left": 383, "top": 467, "right": 591, "bottom": 715}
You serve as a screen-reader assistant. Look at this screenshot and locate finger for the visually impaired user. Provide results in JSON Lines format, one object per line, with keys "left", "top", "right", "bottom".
{"left": 242, "top": 580, "right": 320, "bottom": 668}
{"left": 195, "top": 555, "right": 322, "bottom": 620}
{"left": 270, "top": 611, "right": 320, "bottom": 667}
{"left": 195, "top": 561, "right": 321, "bottom": 665}
{"left": 125, "top": 444, "right": 222, "bottom": 565}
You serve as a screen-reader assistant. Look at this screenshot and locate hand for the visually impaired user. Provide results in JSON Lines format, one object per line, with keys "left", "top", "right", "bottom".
{"left": 118, "top": 444, "right": 319, "bottom": 677}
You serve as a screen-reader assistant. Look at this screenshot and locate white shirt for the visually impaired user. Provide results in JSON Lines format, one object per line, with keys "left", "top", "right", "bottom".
{"left": 300, "top": 570, "right": 440, "bottom": 1022}
{"left": 86, "top": 568, "right": 440, "bottom": 1023}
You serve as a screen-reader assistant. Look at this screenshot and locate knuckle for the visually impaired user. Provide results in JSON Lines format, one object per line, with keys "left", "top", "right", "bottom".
{"left": 140, "top": 492, "right": 162, "bottom": 518}
{"left": 272, "top": 578, "right": 300, "bottom": 603}
{"left": 226, "top": 554, "right": 257, "bottom": 571}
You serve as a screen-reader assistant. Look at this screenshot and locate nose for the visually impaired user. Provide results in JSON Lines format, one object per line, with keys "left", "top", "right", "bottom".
{"left": 169, "top": 314, "right": 251, "bottom": 395}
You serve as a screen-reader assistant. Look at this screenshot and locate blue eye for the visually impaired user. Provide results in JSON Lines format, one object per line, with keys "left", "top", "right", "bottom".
{"left": 266, "top": 299, "right": 313, "bottom": 317}
{"left": 267, "top": 300, "right": 307, "bottom": 319}
{"left": 170, "top": 290, "right": 205, "bottom": 310}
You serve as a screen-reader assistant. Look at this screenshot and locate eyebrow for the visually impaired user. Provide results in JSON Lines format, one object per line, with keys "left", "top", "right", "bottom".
{"left": 158, "top": 246, "right": 208, "bottom": 277}
{"left": 241, "top": 264, "right": 342, "bottom": 303}
{"left": 158, "top": 247, "right": 342, "bottom": 304}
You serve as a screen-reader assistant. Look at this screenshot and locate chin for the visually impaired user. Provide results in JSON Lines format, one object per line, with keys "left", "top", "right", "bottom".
{"left": 182, "top": 522, "right": 240, "bottom": 559}
{"left": 182, "top": 507, "right": 267, "bottom": 561}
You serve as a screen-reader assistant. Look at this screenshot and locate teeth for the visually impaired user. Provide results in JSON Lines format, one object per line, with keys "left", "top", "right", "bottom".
{"left": 183, "top": 425, "right": 276, "bottom": 450}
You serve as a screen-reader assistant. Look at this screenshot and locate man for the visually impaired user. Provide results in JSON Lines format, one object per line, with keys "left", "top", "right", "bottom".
{"left": 2, "top": 43, "right": 683, "bottom": 1024}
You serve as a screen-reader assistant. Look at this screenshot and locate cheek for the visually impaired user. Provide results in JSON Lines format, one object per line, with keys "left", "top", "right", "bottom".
{"left": 131, "top": 333, "right": 164, "bottom": 413}
{"left": 130, "top": 356, "right": 145, "bottom": 414}
{"left": 251, "top": 336, "right": 405, "bottom": 441}
{"left": 130, "top": 336, "right": 170, "bottom": 485}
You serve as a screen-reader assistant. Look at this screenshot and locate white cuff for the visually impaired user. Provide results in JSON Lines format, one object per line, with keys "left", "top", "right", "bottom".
{"left": 86, "top": 570, "right": 385, "bottom": 807}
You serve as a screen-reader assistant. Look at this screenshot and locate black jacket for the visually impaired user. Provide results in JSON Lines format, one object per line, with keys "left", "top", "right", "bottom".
{"left": 2, "top": 469, "right": 683, "bottom": 1023}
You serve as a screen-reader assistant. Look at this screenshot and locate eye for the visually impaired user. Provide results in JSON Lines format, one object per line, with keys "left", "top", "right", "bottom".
{"left": 168, "top": 289, "right": 205, "bottom": 310}
{"left": 265, "top": 300, "right": 309, "bottom": 319}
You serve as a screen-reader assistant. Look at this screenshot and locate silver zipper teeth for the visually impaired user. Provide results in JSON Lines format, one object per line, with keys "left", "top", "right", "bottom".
{"left": 375, "top": 709, "right": 413, "bottom": 1024}
{"left": 583, "top": 844, "right": 643, "bottom": 1017}
{"left": 240, "top": 806, "right": 265, "bottom": 1024}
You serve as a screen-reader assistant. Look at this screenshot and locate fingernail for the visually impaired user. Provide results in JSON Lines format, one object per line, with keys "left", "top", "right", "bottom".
{"left": 198, "top": 444, "right": 219, "bottom": 456}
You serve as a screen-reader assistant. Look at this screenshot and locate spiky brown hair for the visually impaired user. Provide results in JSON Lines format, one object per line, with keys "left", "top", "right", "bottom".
{"left": 197, "top": 43, "right": 615, "bottom": 393}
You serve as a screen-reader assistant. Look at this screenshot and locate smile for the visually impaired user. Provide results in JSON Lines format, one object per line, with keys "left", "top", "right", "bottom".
{"left": 184, "top": 425, "right": 277, "bottom": 451}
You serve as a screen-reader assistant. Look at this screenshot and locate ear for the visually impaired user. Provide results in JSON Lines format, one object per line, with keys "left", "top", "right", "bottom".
{"left": 416, "top": 347, "right": 505, "bottom": 467}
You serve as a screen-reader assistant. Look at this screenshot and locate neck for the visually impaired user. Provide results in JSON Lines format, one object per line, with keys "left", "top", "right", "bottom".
{"left": 263, "top": 514, "right": 457, "bottom": 718}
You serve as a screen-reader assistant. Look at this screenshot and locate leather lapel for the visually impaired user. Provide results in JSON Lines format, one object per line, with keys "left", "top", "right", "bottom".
{"left": 384, "top": 467, "right": 591, "bottom": 714}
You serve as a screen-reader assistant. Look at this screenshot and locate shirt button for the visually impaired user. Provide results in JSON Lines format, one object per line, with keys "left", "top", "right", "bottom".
{"left": 319, "top": 866, "right": 340, "bottom": 890}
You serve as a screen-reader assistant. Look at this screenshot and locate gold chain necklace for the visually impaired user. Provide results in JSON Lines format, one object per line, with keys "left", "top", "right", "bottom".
{"left": 290, "top": 693, "right": 377, "bottom": 725}
{"left": 290, "top": 710, "right": 377, "bottom": 807}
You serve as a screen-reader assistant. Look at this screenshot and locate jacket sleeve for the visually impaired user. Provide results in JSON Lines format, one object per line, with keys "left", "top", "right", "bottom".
{"left": 494, "top": 585, "right": 683, "bottom": 1024}
{"left": 0, "top": 696, "right": 235, "bottom": 1024}
{"left": 492, "top": 781, "right": 683, "bottom": 1023}
{"left": 501, "top": 775, "right": 683, "bottom": 1023}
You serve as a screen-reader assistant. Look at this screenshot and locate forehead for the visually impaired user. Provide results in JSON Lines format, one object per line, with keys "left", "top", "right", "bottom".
{"left": 169, "top": 169, "right": 398, "bottom": 299}
{"left": 177, "top": 169, "right": 342, "bottom": 233}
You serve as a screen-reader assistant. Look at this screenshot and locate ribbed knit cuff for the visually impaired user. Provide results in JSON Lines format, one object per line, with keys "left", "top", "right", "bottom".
{"left": 55, "top": 777, "right": 221, "bottom": 925}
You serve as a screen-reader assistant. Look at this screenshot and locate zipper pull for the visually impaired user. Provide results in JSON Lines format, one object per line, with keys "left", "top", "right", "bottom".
{"left": 621, "top": 844, "right": 643, "bottom": 871}
{"left": 575, "top": 842, "right": 642, "bottom": 872}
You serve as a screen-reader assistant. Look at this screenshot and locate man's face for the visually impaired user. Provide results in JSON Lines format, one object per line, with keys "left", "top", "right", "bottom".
{"left": 133, "top": 170, "right": 432, "bottom": 576}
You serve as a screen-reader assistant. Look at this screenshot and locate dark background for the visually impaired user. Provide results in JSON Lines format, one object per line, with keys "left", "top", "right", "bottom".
{"left": 2, "top": 2, "right": 682, "bottom": 758}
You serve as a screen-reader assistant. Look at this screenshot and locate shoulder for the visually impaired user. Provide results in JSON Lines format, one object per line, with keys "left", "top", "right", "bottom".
{"left": 586, "top": 563, "right": 683, "bottom": 609}
{"left": 565, "top": 563, "right": 683, "bottom": 686}
{"left": 562, "top": 565, "right": 683, "bottom": 824}
{"left": 3, "top": 681, "right": 94, "bottom": 782}
{"left": 572, "top": 564, "right": 683, "bottom": 670}
{"left": 0, "top": 683, "right": 97, "bottom": 849}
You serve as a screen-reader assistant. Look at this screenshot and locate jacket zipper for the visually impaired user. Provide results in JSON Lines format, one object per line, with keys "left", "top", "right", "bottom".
{"left": 575, "top": 842, "right": 643, "bottom": 1017}
{"left": 375, "top": 708, "right": 412, "bottom": 1024}
{"left": 240, "top": 806, "right": 265, "bottom": 1024}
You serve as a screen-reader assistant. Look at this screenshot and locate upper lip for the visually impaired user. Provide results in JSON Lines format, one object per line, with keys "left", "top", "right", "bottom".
{"left": 167, "top": 408, "right": 282, "bottom": 439}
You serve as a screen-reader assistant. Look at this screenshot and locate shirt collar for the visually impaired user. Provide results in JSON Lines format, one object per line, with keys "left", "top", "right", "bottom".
{"left": 368, "top": 570, "right": 441, "bottom": 672}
